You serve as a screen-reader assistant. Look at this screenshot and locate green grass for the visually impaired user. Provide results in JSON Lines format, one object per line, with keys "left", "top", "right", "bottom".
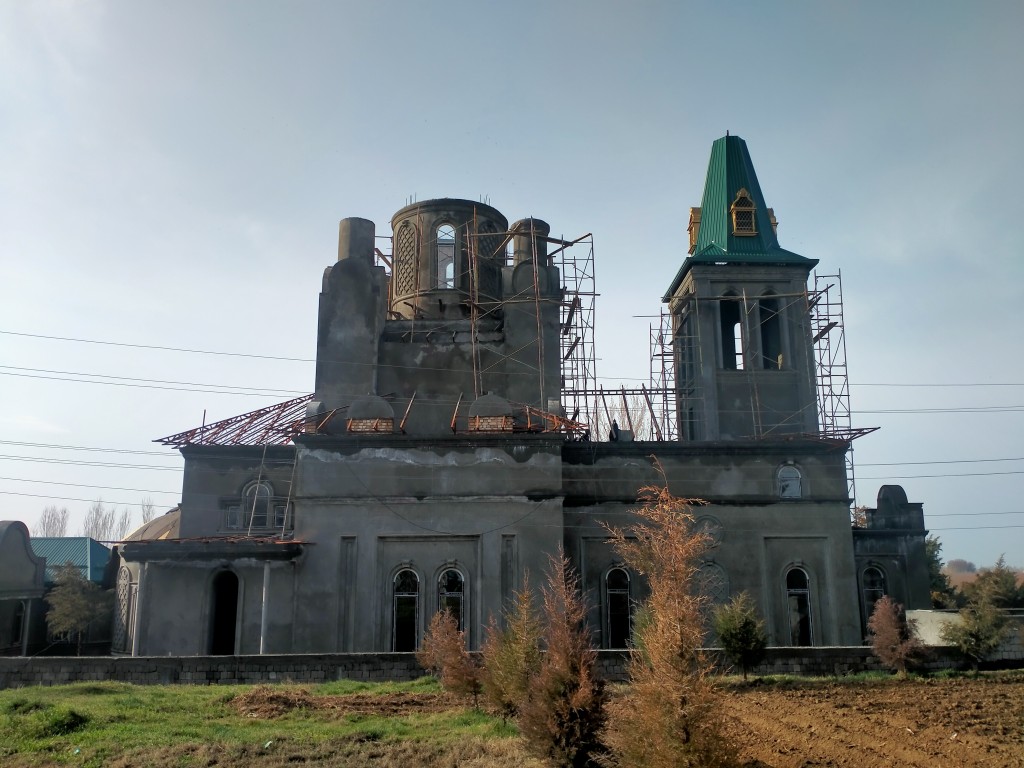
{"left": 0, "top": 678, "right": 519, "bottom": 768}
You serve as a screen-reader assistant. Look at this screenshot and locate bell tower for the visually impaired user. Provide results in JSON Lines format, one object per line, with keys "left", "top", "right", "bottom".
{"left": 664, "top": 135, "right": 820, "bottom": 440}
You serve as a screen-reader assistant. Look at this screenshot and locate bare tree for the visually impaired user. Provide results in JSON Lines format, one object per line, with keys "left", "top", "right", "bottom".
{"left": 80, "top": 500, "right": 133, "bottom": 541}
{"left": 33, "top": 505, "right": 69, "bottom": 537}
{"left": 140, "top": 497, "right": 157, "bottom": 525}
{"left": 868, "top": 596, "right": 925, "bottom": 677}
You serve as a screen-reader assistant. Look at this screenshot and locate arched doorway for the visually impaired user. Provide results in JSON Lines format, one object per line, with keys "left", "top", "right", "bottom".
{"left": 209, "top": 570, "right": 239, "bottom": 655}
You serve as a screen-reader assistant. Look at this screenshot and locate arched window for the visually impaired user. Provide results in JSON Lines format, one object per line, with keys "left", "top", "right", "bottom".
{"left": 436, "top": 224, "right": 456, "bottom": 289}
{"left": 786, "top": 567, "right": 813, "bottom": 646}
{"left": 438, "top": 568, "right": 464, "bottom": 632}
{"left": 759, "top": 294, "right": 782, "bottom": 369}
{"left": 393, "top": 569, "right": 420, "bottom": 652}
{"left": 730, "top": 188, "right": 757, "bottom": 236}
{"left": 719, "top": 293, "right": 744, "bottom": 370}
{"left": 605, "top": 568, "right": 631, "bottom": 649}
{"left": 862, "top": 566, "right": 887, "bottom": 625}
{"left": 778, "top": 466, "right": 802, "bottom": 499}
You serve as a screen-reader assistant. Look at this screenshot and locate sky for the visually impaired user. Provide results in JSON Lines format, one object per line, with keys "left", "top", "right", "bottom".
{"left": 1, "top": 1, "right": 1022, "bottom": 569}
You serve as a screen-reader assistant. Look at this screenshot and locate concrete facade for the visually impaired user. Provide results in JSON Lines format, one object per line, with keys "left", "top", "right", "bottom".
{"left": 116, "top": 138, "right": 931, "bottom": 658}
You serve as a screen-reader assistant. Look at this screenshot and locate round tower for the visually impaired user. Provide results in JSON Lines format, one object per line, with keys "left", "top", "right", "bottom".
{"left": 389, "top": 198, "right": 509, "bottom": 320}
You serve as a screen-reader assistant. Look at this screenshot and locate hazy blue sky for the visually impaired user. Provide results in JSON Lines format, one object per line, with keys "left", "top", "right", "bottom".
{"left": 2, "top": 1, "right": 1022, "bottom": 568}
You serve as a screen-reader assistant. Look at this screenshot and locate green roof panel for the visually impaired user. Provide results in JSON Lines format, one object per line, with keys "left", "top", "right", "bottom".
{"left": 665, "top": 135, "right": 817, "bottom": 298}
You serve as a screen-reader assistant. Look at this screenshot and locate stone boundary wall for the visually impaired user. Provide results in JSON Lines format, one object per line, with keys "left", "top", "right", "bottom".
{"left": 0, "top": 646, "right": 986, "bottom": 690}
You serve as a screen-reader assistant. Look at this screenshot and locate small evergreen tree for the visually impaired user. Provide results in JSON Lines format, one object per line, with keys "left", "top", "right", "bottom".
{"left": 867, "top": 596, "right": 924, "bottom": 677}
{"left": 46, "top": 563, "right": 112, "bottom": 655}
{"left": 518, "top": 550, "right": 606, "bottom": 768}
{"left": 713, "top": 592, "right": 767, "bottom": 680}
{"left": 941, "top": 583, "right": 1011, "bottom": 670}
{"left": 601, "top": 482, "right": 737, "bottom": 768}
{"left": 925, "top": 535, "right": 957, "bottom": 608}
{"left": 417, "top": 609, "right": 480, "bottom": 706}
{"left": 480, "top": 574, "right": 542, "bottom": 720}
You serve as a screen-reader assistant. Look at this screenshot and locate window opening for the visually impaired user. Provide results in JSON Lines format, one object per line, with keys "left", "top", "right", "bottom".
{"left": 209, "top": 570, "right": 239, "bottom": 655}
{"left": 605, "top": 568, "right": 631, "bottom": 648}
{"left": 393, "top": 569, "right": 419, "bottom": 652}
{"left": 438, "top": 568, "right": 465, "bottom": 632}
{"left": 862, "top": 566, "right": 887, "bottom": 625}
{"left": 778, "top": 466, "right": 803, "bottom": 499}
{"left": 436, "top": 224, "right": 456, "bottom": 289}
{"left": 786, "top": 568, "right": 813, "bottom": 646}
{"left": 759, "top": 295, "right": 782, "bottom": 369}
{"left": 730, "top": 188, "right": 757, "bottom": 236}
{"left": 10, "top": 600, "right": 25, "bottom": 649}
{"left": 719, "top": 296, "right": 744, "bottom": 370}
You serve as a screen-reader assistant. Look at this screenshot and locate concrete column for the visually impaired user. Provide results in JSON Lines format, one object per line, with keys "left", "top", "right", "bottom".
{"left": 259, "top": 561, "right": 271, "bottom": 654}
{"left": 20, "top": 599, "right": 31, "bottom": 656}
{"left": 337, "top": 217, "right": 376, "bottom": 264}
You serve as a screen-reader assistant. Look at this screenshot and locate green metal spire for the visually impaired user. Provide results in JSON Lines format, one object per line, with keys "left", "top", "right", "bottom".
{"left": 665, "top": 135, "right": 816, "bottom": 298}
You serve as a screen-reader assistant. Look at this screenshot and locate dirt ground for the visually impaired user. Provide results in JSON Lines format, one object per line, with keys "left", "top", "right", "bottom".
{"left": 229, "top": 676, "right": 1023, "bottom": 767}
{"left": 721, "top": 675, "right": 1024, "bottom": 768}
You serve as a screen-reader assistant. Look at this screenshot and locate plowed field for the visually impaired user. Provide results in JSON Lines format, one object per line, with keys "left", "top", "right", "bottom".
{"left": 722, "top": 674, "right": 1023, "bottom": 767}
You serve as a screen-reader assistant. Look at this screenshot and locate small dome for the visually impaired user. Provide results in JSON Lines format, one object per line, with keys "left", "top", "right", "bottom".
{"left": 468, "top": 393, "right": 513, "bottom": 418}
{"left": 349, "top": 395, "right": 394, "bottom": 421}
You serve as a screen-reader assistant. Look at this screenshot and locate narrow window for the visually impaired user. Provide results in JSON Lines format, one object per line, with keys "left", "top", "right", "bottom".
{"left": 436, "top": 224, "right": 456, "bottom": 289}
{"left": 862, "top": 566, "right": 887, "bottom": 625}
{"left": 730, "top": 189, "right": 757, "bottom": 236}
{"left": 393, "top": 569, "right": 419, "bottom": 652}
{"left": 786, "top": 568, "right": 813, "bottom": 646}
{"left": 759, "top": 295, "right": 782, "bottom": 369}
{"left": 10, "top": 601, "right": 25, "bottom": 650}
{"left": 438, "top": 568, "right": 465, "bottom": 632}
{"left": 605, "top": 568, "right": 631, "bottom": 648}
{"left": 778, "top": 466, "right": 802, "bottom": 499}
{"left": 719, "top": 296, "right": 744, "bottom": 370}
{"left": 209, "top": 570, "right": 239, "bottom": 655}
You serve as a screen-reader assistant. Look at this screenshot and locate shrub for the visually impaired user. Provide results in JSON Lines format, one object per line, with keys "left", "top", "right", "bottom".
{"left": 601, "top": 482, "right": 737, "bottom": 768}
{"left": 45, "top": 563, "right": 112, "bottom": 655}
{"left": 867, "top": 595, "right": 924, "bottom": 677}
{"left": 518, "top": 549, "right": 607, "bottom": 768}
{"left": 713, "top": 592, "right": 767, "bottom": 680}
{"left": 941, "top": 588, "right": 1011, "bottom": 670}
{"left": 480, "top": 574, "right": 542, "bottom": 720}
{"left": 416, "top": 609, "right": 481, "bottom": 706}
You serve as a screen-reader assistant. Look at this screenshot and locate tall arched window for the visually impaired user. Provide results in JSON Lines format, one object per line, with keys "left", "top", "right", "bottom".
{"left": 759, "top": 294, "right": 782, "bottom": 369}
{"left": 719, "top": 293, "right": 744, "bottom": 370}
{"left": 438, "top": 568, "right": 464, "bottom": 632}
{"left": 242, "top": 481, "right": 272, "bottom": 529}
{"left": 862, "top": 566, "right": 887, "bottom": 626}
{"left": 605, "top": 567, "right": 631, "bottom": 649}
{"left": 393, "top": 569, "right": 420, "bottom": 652}
{"left": 436, "top": 224, "right": 456, "bottom": 289}
{"left": 786, "top": 567, "right": 813, "bottom": 646}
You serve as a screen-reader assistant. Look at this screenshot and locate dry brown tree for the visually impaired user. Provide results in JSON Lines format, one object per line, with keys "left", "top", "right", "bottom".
{"left": 867, "top": 595, "right": 925, "bottom": 677}
{"left": 519, "top": 549, "right": 607, "bottom": 768}
{"left": 417, "top": 609, "right": 481, "bottom": 706}
{"left": 480, "top": 573, "right": 542, "bottom": 720}
{"left": 601, "top": 482, "right": 737, "bottom": 768}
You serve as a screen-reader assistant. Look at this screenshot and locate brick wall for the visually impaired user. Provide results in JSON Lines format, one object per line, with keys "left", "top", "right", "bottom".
{"left": 0, "top": 645, "right": 991, "bottom": 690}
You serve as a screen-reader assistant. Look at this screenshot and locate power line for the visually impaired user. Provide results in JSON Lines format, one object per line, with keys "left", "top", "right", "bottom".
{"left": 0, "top": 477, "right": 180, "bottom": 496}
{"left": 0, "top": 366, "right": 305, "bottom": 396}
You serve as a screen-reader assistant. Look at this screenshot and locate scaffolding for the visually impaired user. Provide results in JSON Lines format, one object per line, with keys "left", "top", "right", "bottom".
{"left": 648, "top": 309, "right": 679, "bottom": 441}
{"left": 809, "top": 271, "right": 858, "bottom": 502}
{"left": 555, "top": 235, "right": 598, "bottom": 431}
